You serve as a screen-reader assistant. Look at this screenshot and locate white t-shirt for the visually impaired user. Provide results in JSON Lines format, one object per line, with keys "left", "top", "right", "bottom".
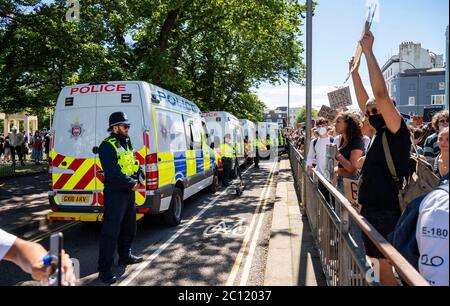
{"left": 306, "top": 137, "right": 334, "bottom": 176}
{"left": 416, "top": 187, "right": 449, "bottom": 286}
{"left": 0, "top": 229, "right": 17, "bottom": 261}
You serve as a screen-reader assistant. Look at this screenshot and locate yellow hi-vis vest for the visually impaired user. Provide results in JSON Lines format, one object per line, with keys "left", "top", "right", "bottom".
{"left": 104, "top": 137, "right": 139, "bottom": 176}
{"left": 221, "top": 143, "right": 234, "bottom": 158}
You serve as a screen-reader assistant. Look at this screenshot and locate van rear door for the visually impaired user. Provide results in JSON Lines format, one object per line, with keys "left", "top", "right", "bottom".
{"left": 51, "top": 89, "right": 98, "bottom": 208}
{"left": 95, "top": 83, "right": 147, "bottom": 208}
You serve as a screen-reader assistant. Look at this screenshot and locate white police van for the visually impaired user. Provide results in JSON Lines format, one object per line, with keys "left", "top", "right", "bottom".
{"left": 239, "top": 119, "right": 256, "bottom": 164}
{"left": 202, "top": 111, "right": 245, "bottom": 178}
{"left": 48, "top": 81, "right": 217, "bottom": 226}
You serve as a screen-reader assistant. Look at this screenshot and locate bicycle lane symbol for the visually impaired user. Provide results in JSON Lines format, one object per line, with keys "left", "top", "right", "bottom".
{"left": 203, "top": 219, "right": 249, "bottom": 237}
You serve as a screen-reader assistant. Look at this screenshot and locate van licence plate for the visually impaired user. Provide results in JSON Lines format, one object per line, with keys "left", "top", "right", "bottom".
{"left": 61, "top": 195, "right": 90, "bottom": 203}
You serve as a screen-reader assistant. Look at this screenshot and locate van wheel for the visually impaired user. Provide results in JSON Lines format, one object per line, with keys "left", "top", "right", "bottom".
{"left": 208, "top": 172, "right": 219, "bottom": 193}
{"left": 163, "top": 188, "right": 183, "bottom": 226}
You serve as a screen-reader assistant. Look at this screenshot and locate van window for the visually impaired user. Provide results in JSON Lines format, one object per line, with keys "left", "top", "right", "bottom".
{"left": 183, "top": 115, "right": 194, "bottom": 150}
{"left": 155, "top": 109, "right": 187, "bottom": 152}
{"left": 192, "top": 119, "right": 203, "bottom": 150}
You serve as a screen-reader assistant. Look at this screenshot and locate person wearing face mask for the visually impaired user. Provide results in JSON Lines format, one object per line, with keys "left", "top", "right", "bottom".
{"left": 306, "top": 117, "right": 335, "bottom": 202}
{"left": 350, "top": 31, "right": 412, "bottom": 286}
{"left": 424, "top": 111, "right": 449, "bottom": 165}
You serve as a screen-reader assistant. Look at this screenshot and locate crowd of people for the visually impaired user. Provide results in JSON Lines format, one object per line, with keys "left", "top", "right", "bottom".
{"left": 286, "top": 31, "right": 448, "bottom": 286}
{"left": 0, "top": 127, "right": 51, "bottom": 166}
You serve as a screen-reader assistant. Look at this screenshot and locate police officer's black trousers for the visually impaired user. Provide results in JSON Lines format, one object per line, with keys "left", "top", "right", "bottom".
{"left": 222, "top": 157, "right": 233, "bottom": 186}
{"left": 98, "top": 189, "right": 136, "bottom": 273}
{"left": 254, "top": 149, "right": 259, "bottom": 167}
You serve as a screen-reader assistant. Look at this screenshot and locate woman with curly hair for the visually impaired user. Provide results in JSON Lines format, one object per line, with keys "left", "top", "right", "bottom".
{"left": 334, "top": 111, "right": 365, "bottom": 192}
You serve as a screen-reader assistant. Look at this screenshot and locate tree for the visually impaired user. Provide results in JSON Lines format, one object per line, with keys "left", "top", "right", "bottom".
{"left": 294, "top": 106, "right": 318, "bottom": 124}
{"left": 1, "top": 0, "right": 308, "bottom": 124}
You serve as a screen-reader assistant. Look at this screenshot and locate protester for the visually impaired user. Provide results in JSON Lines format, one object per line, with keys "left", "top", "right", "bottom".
{"left": 333, "top": 112, "right": 365, "bottom": 193}
{"left": 0, "top": 135, "right": 4, "bottom": 162}
{"left": 433, "top": 127, "right": 449, "bottom": 181}
{"left": 3, "top": 136, "right": 11, "bottom": 163}
{"left": 353, "top": 31, "right": 412, "bottom": 286}
{"left": 424, "top": 111, "right": 449, "bottom": 164}
{"left": 44, "top": 129, "right": 51, "bottom": 161}
{"left": 411, "top": 127, "right": 425, "bottom": 155}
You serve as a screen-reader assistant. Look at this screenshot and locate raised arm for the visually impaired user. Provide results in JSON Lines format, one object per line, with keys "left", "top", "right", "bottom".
{"left": 361, "top": 31, "right": 402, "bottom": 134}
{"left": 350, "top": 57, "right": 370, "bottom": 113}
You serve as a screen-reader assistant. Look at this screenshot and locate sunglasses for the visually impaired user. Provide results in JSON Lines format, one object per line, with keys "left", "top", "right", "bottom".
{"left": 365, "top": 108, "right": 379, "bottom": 117}
{"left": 119, "top": 124, "right": 130, "bottom": 130}
{"left": 439, "top": 119, "right": 449, "bottom": 124}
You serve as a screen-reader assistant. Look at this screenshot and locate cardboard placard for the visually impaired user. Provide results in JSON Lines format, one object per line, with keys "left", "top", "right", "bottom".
{"left": 317, "top": 105, "right": 338, "bottom": 122}
{"left": 343, "top": 178, "right": 362, "bottom": 213}
{"left": 327, "top": 87, "right": 353, "bottom": 110}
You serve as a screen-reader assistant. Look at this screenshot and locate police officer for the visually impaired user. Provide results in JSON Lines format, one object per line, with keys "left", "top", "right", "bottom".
{"left": 97, "top": 112, "right": 143, "bottom": 284}
{"left": 254, "top": 131, "right": 260, "bottom": 169}
{"left": 221, "top": 133, "right": 234, "bottom": 187}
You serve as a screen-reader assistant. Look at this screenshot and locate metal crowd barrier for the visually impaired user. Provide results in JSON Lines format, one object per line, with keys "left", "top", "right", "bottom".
{"left": 287, "top": 141, "right": 429, "bottom": 286}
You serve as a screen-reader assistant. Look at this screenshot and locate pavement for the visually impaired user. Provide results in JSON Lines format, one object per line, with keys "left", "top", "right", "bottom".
{"left": 0, "top": 155, "right": 327, "bottom": 286}
{"left": 264, "top": 157, "right": 326, "bottom": 286}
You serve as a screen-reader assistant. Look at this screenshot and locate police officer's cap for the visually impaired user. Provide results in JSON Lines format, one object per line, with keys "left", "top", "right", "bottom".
{"left": 108, "top": 112, "right": 130, "bottom": 131}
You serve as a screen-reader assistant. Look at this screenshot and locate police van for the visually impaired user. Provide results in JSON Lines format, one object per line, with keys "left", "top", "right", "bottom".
{"left": 48, "top": 81, "right": 217, "bottom": 226}
{"left": 202, "top": 111, "right": 245, "bottom": 178}
{"left": 257, "top": 122, "right": 280, "bottom": 158}
{"left": 238, "top": 119, "right": 256, "bottom": 165}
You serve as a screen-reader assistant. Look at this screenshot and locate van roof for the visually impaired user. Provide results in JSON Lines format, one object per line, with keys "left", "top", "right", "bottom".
{"left": 59, "top": 81, "right": 202, "bottom": 116}
{"left": 202, "top": 111, "right": 239, "bottom": 122}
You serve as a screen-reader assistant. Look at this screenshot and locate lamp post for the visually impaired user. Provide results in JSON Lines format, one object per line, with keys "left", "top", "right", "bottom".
{"left": 305, "top": 0, "right": 312, "bottom": 156}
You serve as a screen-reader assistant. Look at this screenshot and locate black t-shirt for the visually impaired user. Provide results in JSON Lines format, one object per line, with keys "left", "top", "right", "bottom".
{"left": 358, "top": 120, "right": 411, "bottom": 212}
{"left": 338, "top": 137, "right": 365, "bottom": 168}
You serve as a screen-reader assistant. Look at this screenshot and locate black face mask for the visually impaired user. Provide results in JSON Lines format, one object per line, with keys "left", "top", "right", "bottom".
{"left": 369, "top": 114, "right": 386, "bottom": 131}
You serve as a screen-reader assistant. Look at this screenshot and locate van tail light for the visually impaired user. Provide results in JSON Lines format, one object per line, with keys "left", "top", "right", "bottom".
{"left": 145, "top": 153, "right": 158, "bottom": 190}
{"left": 218, "top": 158, "right": 223, "bottom": 168}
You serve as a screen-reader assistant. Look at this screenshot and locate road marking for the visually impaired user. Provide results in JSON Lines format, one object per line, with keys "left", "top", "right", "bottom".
{"left": 239, "top": 160, "right": 277, "bottom": 285}
{"left": 117, "top": 165, "right": 254, "bottom": 286}
{"left": 225, "top": 159, "right": 277, "bottom": 286}
{"left": 31, "top": 221, "right": 81, "bottom": 243}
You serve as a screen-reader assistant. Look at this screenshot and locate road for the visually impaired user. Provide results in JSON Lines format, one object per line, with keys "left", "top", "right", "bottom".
{"left": 0, "top": 158, "right": 280, "bottom": 286}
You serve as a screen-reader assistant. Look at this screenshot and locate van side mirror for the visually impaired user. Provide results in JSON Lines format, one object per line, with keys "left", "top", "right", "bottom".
{"left": 210, "top": 143, "right": 214, "bottom": 149}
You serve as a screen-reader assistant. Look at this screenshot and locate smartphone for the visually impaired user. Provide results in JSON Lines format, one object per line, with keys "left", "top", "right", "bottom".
{"left": 49, "top": 232, "right": 63, "bottom": 286}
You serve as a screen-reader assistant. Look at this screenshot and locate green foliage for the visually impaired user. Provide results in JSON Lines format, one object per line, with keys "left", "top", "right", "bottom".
{"left": 0, "top": 0, "right": 307, "bottom": 123}
{"left": 294, "top": 106, "right": 318, "bottom": 124}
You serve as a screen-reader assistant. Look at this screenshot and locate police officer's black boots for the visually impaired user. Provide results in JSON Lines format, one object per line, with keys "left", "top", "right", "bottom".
{"left": 98, "top": 271, "right": 117, "bottom": 284}
{"left": 118, "top": 253, "right": 143, "bottom": 266}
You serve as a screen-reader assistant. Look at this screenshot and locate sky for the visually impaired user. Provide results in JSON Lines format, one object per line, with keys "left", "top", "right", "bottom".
{"left": 255, "top": 0, "right": 450, "bottom": 111}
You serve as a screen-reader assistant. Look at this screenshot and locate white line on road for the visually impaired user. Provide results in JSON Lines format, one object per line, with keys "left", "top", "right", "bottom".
{"left": 239, "top": 159, "right": 277, "bottom": 285}
{"left": 225, "top": 159, "right": 277, "bottom": 286}
{"left": 118, "top": 165, "right": 254, "bottom": 286}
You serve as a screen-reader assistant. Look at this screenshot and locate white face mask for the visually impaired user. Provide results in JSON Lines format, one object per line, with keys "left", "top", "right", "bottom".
{"left": 439, "top": 124, "right": 447, "bottom": 132}
{"left": 317, "top": 127, "right": 328, "bottom": 136}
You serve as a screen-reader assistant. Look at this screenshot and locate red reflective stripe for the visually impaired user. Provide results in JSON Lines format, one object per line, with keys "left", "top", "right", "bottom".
{"left": 135, "top": 152, "right": 144, "bottom": 165}
{"left": 73, "top": 164, "right": 95, "bottom": 190}
{"left": 98, "top": 192, "right": 104, "bottom": 205}
{"left": 53, "top": 159, "right": 85, "bottom": 190}
{"left": 52, "top": 154, "right": 65, "bottom": 167}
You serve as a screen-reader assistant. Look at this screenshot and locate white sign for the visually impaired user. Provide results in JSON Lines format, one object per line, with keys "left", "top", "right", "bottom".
{"left": 327, "top": 87, "right": 353, "bottom": 110}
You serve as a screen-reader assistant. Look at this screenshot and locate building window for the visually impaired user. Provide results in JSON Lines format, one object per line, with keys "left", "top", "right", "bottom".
{"left": 408, "top": 97, "right": 416, "bottom": 106}
{"left": 408, "top": 83, "right": 416, "bottom": 91}
{"left": 393, "top": 84, "right": 397, "bottom": 93}
{"left": 439, "top": 82, "right": 446, "bottom": 91}
{"left": 431, "top": 95, "right": 445, "bottom": 105}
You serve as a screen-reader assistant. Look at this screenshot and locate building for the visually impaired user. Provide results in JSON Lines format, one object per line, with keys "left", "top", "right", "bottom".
{"left": 263, "top": 106, "right": 301, "bottom": 128}
{"left": 382, "top": 41, "right": 446, "bottom": 116}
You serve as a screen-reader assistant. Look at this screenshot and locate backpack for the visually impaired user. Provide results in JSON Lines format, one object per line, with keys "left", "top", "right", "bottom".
{"left": 382, "top": 132, "right": 441, "bottom": 212}
{"left": 388, "top": 184, "right": 449, "bottom": 271}
{"left": 313, "top": 136, "right": 334, "bottom": 154}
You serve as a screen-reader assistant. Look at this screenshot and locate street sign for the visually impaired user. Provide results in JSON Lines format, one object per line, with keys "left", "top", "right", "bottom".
{"left": 317, "top": 105, "right": 338, "bottom": 122}
{"left": 327, "top": 87, "right": 353, "bottom": 110}
{"left": 423, "top": 105, "right": 444, "bottom": 123}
